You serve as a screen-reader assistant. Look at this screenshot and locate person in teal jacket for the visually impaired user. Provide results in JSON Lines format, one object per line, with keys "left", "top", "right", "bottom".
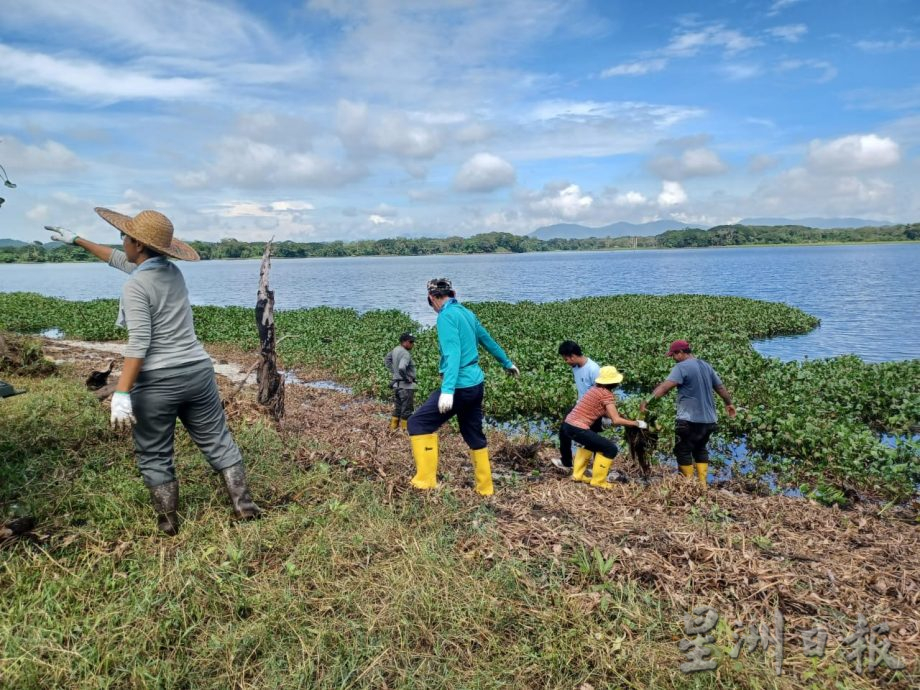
{"left": 406, "top": 278, "right": 519, "bottom": 496}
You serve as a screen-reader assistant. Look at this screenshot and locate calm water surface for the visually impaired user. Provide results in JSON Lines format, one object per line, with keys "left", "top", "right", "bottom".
{"left": 1, "top": 244, "right": 917, "bottom": 363}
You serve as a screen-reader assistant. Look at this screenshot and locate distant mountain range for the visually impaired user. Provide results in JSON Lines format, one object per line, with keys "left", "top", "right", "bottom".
{"left": 530, "top": 220, "right": 692, "bottom": 240}
{"left": 0, "top": 239, "right": 29, "bottom": 247}
{"left": 737, "top": 217, "right": 892, "bottom": 229}
{"left": 530, "top": 217, "right": 893, "bottom": 240}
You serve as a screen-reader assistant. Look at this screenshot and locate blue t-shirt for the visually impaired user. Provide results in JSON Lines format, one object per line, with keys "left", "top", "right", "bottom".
{"left": 572, "top": 358, "right": 600, "bottom": 400}
{"left": 667, "top": 357, "right": 723, "bottom": 423}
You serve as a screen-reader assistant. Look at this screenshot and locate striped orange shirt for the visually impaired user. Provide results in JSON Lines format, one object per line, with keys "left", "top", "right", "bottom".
{"left": 565, "top": 386, "right": 614, "bottom": 429}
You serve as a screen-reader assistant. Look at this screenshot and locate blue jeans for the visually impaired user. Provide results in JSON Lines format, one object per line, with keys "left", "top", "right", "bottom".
{"left": 407, "top": 383, "right": 486, "bottom": 450}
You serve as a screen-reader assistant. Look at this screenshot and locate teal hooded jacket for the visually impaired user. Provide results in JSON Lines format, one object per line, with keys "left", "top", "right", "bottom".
{"left": 436, "top": 298, "right": 513, "bottom": 394}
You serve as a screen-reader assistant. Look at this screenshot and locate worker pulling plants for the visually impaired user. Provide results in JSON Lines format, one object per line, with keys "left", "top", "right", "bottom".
{"left": 406, "top": 278, "right": 519, "bottom": 496}
{"left": 385, "top": 332, "right": 417, "bottom": 431}
{"left": 551, "top": 340, "right": 601, "bottom": 472}
{"left": 560, "top": 366, "right": 647, "bottom": 489}
{"left": 640, "top": 339, "right": 736, "bottom": 487}
{"left": 46, "top": 210, "right": 261, "bottom": 535}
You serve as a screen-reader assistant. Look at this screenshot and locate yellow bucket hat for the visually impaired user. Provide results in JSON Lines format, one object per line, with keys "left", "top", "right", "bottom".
{"left": 595, "top": 365, "right": 624, "bottom": 385}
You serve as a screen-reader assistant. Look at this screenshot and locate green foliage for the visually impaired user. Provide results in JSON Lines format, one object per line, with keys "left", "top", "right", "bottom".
{"left": 2, "top": 222, "right": 918, "bottom": 264}
{"left": 1, "top": 291, "right": 917, "bottom": 499}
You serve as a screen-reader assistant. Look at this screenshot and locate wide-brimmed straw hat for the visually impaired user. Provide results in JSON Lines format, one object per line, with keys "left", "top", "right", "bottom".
{"left": 595, "top": 365, "right": 624, "bottom": 385}
{"left": 95, "top": 207, "right": 200, "bottom": 261}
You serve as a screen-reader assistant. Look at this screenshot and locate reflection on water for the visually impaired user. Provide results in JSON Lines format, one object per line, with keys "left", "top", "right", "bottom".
{"left": 2, "top": 243, "right": 917, "bottom": 362}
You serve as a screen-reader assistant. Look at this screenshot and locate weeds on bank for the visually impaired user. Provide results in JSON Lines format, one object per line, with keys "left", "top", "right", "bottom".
{"left": 2, "top": 378, "right": 869, "bottom": 688}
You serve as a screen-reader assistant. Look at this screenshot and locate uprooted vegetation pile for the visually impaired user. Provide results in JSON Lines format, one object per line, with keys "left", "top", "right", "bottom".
{"left": 0, "top": 332, "right": 56, "bottom": 377}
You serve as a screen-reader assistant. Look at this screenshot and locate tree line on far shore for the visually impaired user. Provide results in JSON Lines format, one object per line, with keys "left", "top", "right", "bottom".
{"left": 2, "top": 222, "right": 917, "bottom": 263}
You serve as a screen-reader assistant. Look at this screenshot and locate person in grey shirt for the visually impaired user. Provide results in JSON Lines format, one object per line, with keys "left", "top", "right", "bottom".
{"left": 640, "top": 339, "right": 736, "bottom": 487}
{"left": 385, "top": 332, "right": 417, "bottom": 431}
{"left": 47, "top": 208, "right": 260, "bottom": 535}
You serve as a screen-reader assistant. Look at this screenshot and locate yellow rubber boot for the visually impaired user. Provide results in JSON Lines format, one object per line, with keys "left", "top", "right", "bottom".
{"left": 409, "top": 433, "right": 439, "bottom": 490}
{"left": 695, "top": 462, "right": 709, "bottom": 488}
{"left": 678, "top": 464, "right": 695, "bottom": 479}
{"left": 572, "top": 447, "right": 593, "bottom": 483}
{"left": 389, "top": 416, "right": 399, "bottom": 431}
{"left": 470, "top": 448, "right": 494, "bottom": 497}
{"left": 589, "top": 453, "right": 615, "bottom": 490}
{"left": 399, "top": 418, "right": 408, "bottom": 431}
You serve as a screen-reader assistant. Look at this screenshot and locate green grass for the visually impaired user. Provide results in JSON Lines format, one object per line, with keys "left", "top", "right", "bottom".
{"left": 0, "top": 375, "right": 853, "bottom": 689}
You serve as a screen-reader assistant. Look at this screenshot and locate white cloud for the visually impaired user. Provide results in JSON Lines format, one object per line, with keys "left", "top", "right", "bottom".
{"left": 767, "top": 0, "right": 803, "bottom": 16}
{"left": 855, "top": 36, "right": 920, "bottom": 52}
{"left": 3, "top": 0, "right": 273, "bottom": 59}
{"left": 754, "top": 168, "right": 895, "bottom": 215}
{"left": 721, "top": 63, "right": 763, "bottom": 81}
{"left": 768, "top": 24, "right": 808, "bottom": 42}
{"left": 0, "top": 45, "right": 213, "bottom": 102}
{"left": 0, "top": 136, "right": 83, "bottom": 174}
{"left": 454, "top": 122, "right": 494, "bottom": 144}
{"left": 337, "top": 100, "right": 443, "bottom": 159}
{"left": 368, "top": 214, "right": 394, "bottom": 225}
{"left": 777, "top": 59, "right": 837, "bottom": 83}
{"left": 807, "top": 134, "right": 901, "bottom": 172}
{"left": 25, "top": 205, "right": 50, "bottom": 221}
{"left": 271, "top": 201, "right": 314, "bottom": 212}
{"left": 601, "top": 59, "right": 668, "bottom": 77}
{"left": 614, "top": 191, "right": 648, "bottom": 206}
{"left": 179, "top": 137, "right": 365, "bottom": 190}
{"left": 521, "top": 182, "right": 594, "bottom": 220}
{"left": 649, "top": 140, "right": 728, "bottom": 179}
{"left": 454, "top": 153, "right": 516, "bottom": 193}
{"left": 749, "top": 154, "right": 780, "bottom": 173}
{"left": 665, "top": 24, "right": 761, "bottom": 57}
{"left": 658, "top": 181, "right": 687, "bottom": 207}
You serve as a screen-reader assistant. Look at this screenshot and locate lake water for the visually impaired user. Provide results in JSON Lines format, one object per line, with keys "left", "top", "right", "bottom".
{"left": 1, "top": 243, "right": 917, "bottom": 363}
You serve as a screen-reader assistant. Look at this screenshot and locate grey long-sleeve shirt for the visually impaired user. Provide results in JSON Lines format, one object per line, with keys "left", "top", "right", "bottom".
{"left": 110, "top": 250, "right": 209, "bottom": 371}
{"left": 388, "top": 344, "right": 417, "bottom": 389}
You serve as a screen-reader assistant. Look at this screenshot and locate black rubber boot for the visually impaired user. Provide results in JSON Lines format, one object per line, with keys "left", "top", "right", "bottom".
{"left": 220, "top": 464, "right": 262, "bottom": 520}
{"left": 148, "top": 481, "right": 180, "bottom": 536}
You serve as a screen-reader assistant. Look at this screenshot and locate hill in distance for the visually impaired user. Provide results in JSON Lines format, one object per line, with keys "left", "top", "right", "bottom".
{"left": 0, "top": 239, "right": 29, "bottom": 247}
{"left": 530, "top": 220, "right": 693, "bottom": 240}
{"left": 738, "top": 217, "right": 892, "bottom": 229}
{"left": 530, "top": 217, "right": 894, "bottom": 240}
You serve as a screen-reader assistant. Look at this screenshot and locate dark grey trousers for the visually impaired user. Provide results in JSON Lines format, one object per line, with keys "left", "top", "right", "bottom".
{"left": 130, "top": 359, "right": 242, "bottom": 487}
{"left": 392, "top": 388, "right": 415, "bottom": 420}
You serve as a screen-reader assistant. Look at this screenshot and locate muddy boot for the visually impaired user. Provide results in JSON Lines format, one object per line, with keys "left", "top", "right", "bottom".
{"left": 148, "top": 481, "right": 180, "bottom": 536}
{"left": 220, "top": 463, "right": 262, "bottom": 520}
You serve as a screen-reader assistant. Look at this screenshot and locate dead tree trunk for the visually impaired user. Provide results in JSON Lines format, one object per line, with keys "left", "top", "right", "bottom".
{"left": 256, "top": 240, "right": 284, "bottom": 422}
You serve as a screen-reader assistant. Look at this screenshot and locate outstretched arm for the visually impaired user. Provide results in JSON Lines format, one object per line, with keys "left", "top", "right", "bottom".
{"left": 605, "top": 401, "right": 643, "bottom": 427}
{"left": 474, "top": 319, "right": 513, "bottom": 369}
{"left": 74, "top": 236, "right": 116, "bottom": 264}
{"left": 640, "top": 379, "right": 677, "bottom": 412}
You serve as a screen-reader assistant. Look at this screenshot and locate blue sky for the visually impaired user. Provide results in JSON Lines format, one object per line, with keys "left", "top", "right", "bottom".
{"left": 0, "top": 0, "right": 918, "bottom": 242}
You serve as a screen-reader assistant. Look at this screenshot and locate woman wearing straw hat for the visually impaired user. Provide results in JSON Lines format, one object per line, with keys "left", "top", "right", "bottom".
{"left": 560, "top": 365, "right": 647, "bottom": 489}
{"left": 47, "top": 209, "right": 260, "bottom": 535}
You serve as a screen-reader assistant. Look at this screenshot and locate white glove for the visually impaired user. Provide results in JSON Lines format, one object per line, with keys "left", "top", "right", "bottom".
{"left": 506, "top": 364, "right": 520, "bottom": 377}
{"left": 45, "top": 226, "right": 79, "bottom": 244}
{"left": 636, "top": 420, "right": 648, "bottom": 430}
{"left": 110, "top": 392, "right": 136, "bottom": 430}
{"left": 602, "top": 417, "right": 613, "bottom": 428}
{"left": 437, "top": 392, "right": 454, "bottom": 414}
